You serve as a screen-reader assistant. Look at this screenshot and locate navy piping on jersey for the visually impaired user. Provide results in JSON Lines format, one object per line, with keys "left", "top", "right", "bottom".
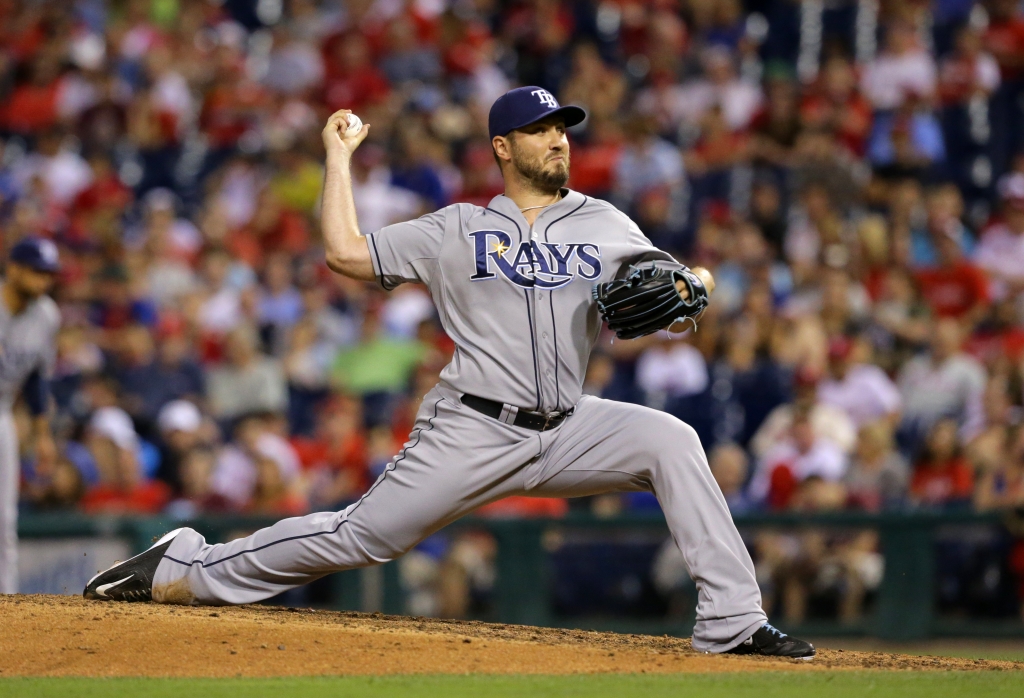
{"left": 368, "top": 234, "right": 392, "bottom": 291}
{"left": 485, "top": 206, "right": 543, "bottom": 410}
{"left": 542, "top": 196, "right": 588, "bottom": 409}
{"left": 544, "top": 196, "right": 588, "bottom": 231}
{"left": 547, "top": 292, "right": 558, "bottom": 407}
{"left": 163, "top": 397, "right": 446, "bottom": 570}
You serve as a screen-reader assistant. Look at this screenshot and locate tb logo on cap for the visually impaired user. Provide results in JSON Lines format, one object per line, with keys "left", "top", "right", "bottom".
{"left": 39, "top": 239, "right": 58, "bottom": 266}
{"left": 531, "top": 89, "right": 559, "bottom": 108}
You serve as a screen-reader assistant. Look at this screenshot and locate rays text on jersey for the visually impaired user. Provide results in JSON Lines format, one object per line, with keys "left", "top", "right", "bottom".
{"left": 469, "top": 230, "right": 602, "bottom": 289}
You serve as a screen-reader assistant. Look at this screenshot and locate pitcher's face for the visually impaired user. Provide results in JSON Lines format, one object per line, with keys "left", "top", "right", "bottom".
{"left": 504, "top": 116, "right": 570, "bottom": 192}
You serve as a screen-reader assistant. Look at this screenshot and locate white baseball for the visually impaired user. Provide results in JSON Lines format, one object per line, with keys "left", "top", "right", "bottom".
{"left": 344, "top": 113, "right": 363, "bottom": 137}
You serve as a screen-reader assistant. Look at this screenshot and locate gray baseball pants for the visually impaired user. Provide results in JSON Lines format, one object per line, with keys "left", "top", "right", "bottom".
{"left": 153, "top": 385, "right": 767, "bottom": 652}
{"left": 0, "top": 411, "right": 19, "bottom": 593}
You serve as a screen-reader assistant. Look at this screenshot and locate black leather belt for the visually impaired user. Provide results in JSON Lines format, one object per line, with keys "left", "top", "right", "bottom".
{"left": 461, "top": 394, "right": 574, "bottom": 431}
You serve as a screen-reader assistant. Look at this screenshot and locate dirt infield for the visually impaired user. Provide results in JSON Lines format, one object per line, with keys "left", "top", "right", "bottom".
{"left": 0, "top": 595, "right": 1020, "bottom": 677}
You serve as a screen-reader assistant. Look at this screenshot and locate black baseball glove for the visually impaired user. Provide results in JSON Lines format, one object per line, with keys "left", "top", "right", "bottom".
{"left": 592, "top": 265, "right": 709, "bottom": 340}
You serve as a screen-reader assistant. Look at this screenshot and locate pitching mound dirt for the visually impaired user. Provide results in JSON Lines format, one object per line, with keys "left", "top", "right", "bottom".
{"left": 0, "top": 595, "right": 1019, "bottom": 677}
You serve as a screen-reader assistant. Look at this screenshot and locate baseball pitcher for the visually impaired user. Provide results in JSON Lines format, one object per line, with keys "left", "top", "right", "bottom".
{"left": 1, "top": 238, "right": 61, "bottom": 593}
{"left": 85, "top": 87, "right": 813, "bottom": 658}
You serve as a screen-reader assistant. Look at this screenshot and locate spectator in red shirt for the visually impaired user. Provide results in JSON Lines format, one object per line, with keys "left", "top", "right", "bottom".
{"left": 0, "top": 54, "right": 61, "bottom": 135}
{"left": 292, "top": 396, "right": 369, "bottom": 509}
{"left": 199, "top": 63, "right": 270, "bottom": 150}
{"left": 938, "top": 25, "right": 1001, "bottom": 107}
{"left": 685, "top": 105, "right": 752, "bottom": 176}
{"left": 67, "top": 154, "right": 133, "bottom": 245}
{"left": 910, "top": 418, "right": 975, "bottom": 509}
{"left": 564, "top": 117, "right": 624, "bottom": 198}
{"left": 71, "top": 154, "right": 132, "bottom": 215}
{"left": 438, "top": 7, "right": 493, "bottom": 78}
{"left": 751, "top": 75, "right": 802, "bottom": 168}
{"left": 914, "top": 226, "right": 989, "bottom": 326}
{"left": 800, "top": 56, "right": 873, "bottom": 157}
{"left": 965, "top": 297, "right": 1024, "bottom": 365}
{"left": 322, "top": 32, "right": 391, "bottom": 113}
{"left": 228, "top": 188, "right": 310, "bottom": 268}
{"left": 453, "top": 143, "right": 504, "bottom": 207}
{"left": 985, "top": 0, "right": 1024, "bottom": 82}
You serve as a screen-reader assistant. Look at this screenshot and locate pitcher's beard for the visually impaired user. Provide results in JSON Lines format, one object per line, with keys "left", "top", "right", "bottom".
{"left": 510, "top": 146, "right": 570, "bottom": 193}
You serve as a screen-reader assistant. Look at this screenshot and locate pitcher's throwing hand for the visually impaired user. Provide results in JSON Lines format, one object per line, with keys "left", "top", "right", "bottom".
{"left": 322, "top": 109, "right": 370, "bottom": 158}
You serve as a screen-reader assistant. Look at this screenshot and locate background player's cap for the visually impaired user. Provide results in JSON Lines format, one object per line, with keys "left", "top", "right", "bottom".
{"left": 488, "top": 86, "right": 586, "bottom": 140}
{"left": 9, "top": 237, "right": 60, "bottom": 273}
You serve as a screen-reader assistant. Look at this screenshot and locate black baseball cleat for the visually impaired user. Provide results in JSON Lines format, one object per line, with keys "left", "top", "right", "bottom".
{"left": 83, "top": 528, "right": 183, "bottom": 602}
{"left": 724, "top": 623, "right": 815, "bottom": 659}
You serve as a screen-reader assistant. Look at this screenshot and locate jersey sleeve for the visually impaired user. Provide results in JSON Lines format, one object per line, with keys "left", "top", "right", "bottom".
{"left": 620, "top": 217, "right": 686, "bottom": 276}
{"left": 365, "top": 207, "right": 447, "bottom": 290}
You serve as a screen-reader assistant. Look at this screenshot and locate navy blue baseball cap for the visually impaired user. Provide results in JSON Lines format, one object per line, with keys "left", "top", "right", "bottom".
{"left": 10, "top": 237, "right": 60, "bottom": 273}
{"left": 488, "top": 86, "right": 587, "bottom": 141}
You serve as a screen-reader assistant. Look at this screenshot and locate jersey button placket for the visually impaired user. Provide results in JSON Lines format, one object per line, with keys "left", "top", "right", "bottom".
{"left": 524, "top": 235, "right": 546, "bottom": 411}
{"left": 533, "top": 215, "right": 560, "bottom": 411}
{"left": 533, "top": 288, "right": 556, "bottom": 410}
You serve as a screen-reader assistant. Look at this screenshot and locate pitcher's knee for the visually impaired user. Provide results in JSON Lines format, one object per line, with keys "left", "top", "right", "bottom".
{"left": 674, "top": 420, "right": 702, "bottom": 449}
{"left": 639, "top": 412, "right": 702, "bottom": 453}
{"left": 342, "top": 517, "right": 414, "bottom": 565}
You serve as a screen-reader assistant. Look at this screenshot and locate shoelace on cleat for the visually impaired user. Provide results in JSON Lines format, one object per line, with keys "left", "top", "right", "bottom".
{"left": 761, "top": 623, "right": 787, "bottom": 639}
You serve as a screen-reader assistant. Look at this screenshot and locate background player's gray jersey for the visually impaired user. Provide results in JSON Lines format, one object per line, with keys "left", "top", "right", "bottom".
{"left": 0, "top": 289, "right": 60, "bottom": 411}
{"left": 0, "top": 284, "right": 60, "bottom": 593}
{"left": 366, "top": 188, "right": 683, "bottom": 414}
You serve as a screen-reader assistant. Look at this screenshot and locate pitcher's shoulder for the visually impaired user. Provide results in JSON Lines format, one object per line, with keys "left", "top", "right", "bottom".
{"left": 580, "top": 196, "right": 630, "bottom": 221}
{"left": 449, "top": 202, "right": 487, "bottom": 217}
{"left": 572, "top": 197, "right": 636, "bottom": 241}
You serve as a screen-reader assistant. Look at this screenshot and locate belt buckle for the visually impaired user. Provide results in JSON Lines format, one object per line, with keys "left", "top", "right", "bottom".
{"left": 542, "top": 411, "right": 562, "bottom": 430}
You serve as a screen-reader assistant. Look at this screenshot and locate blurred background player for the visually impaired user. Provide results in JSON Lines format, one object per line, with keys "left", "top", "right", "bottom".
{"left": 0, "top": 238, "right": 61, "bottom": 592}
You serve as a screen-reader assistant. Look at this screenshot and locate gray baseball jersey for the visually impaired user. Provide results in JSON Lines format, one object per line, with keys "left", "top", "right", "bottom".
{"left": 0, "top": 289, "right": 60, "bottom": 593}
{"left": 0, "top": 291, "right": 59, "bottom": 411}
{"left": 152, "top": 189, "right": 768, "bottom": 653}
{"left": 366, "top": 189, "right": 679, "bottom": 413}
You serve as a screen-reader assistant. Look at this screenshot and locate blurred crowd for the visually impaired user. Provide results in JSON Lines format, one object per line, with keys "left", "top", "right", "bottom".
{"left": 4, "top": 0, "right": 1024, "bottom": 619}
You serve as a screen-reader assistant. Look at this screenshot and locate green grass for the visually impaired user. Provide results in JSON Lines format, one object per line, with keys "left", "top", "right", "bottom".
{"left": 2, "top": 673, "right": 1023, "bottom": 698}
